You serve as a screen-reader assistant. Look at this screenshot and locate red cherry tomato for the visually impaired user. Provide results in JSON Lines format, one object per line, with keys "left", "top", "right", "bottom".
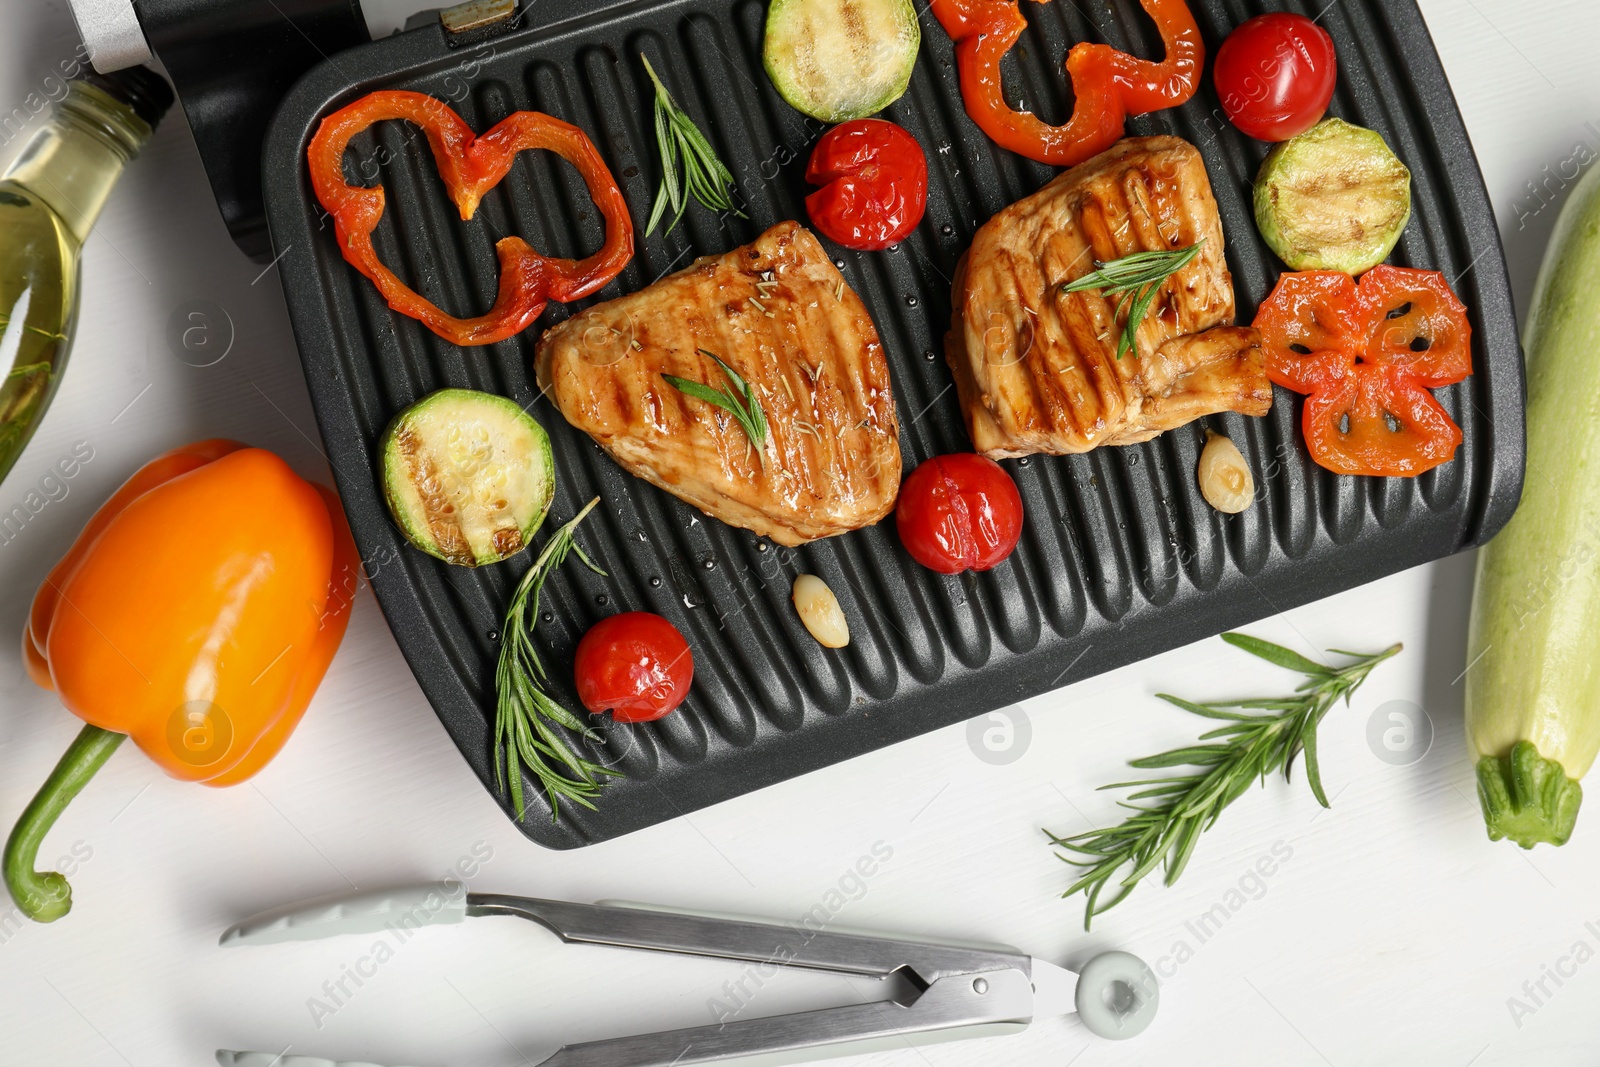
{"left": 574, "top": 612, "right": 693, "bottom": 723}
{"left": 1213, "top": 13, "right": 1338, "bottom": 142}
{"left": 804, "top": 119, "right": 928, "bottom": 251}
{"left": 896, "top": 454, "right": 1024, "bottom": 574}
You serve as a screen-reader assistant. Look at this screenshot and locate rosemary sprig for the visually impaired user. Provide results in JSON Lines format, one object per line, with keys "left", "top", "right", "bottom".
{"left": 663, "top": 349, "right": 768, "bottom": 462}
{"left": 641, "top": 54, "right": 744, "bottom": 236}
{"left": 494, "top": 497, "right": 620, "bottom": 821}
{"left": 1048, "top": 632, "right": 1401, "bottom": 929}
{"left": 1059, "top": 241, "right": 1205, "bottom": 359}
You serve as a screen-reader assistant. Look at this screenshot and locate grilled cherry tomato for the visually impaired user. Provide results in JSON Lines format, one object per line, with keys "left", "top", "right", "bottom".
{"left": 804, "top": 119, "right": 928, "bottom": 251}
{"left": 896, "top": 454, "right": 1024, "bottom": 573}
{"left": 1213, "top": 13, "right": 1338, "bottom": 142}
{"left": 1253, "top": 265, "right": 1473, "bottom": 477}
{"left": 574, "top": 612, "right": 693, "bottom": 723}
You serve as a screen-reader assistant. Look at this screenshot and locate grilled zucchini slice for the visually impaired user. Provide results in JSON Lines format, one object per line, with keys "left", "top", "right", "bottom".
{"left": 1254, "top": 117, "right": 1412, "bottom": 275}
{"left": 381, "top": 389, "right": 555, "bottom": 567}
{"left": 763, "top": 0, "right": 920, "bottom": 123}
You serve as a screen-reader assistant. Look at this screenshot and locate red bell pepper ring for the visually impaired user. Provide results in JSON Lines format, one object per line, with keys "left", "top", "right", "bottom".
{"left": 929, "top": 0, "right": 1203, "bottom": 167}
{"left": 1253, "top": 265, "right": 1473, "bottom": 477}
{"left": 804, "top": 120, "right": 929, "bottom": 251}
{"left": 306, "top": 91, "right": 634, "bottom": 347}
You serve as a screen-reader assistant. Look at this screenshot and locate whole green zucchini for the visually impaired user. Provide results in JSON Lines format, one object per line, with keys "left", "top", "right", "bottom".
{"left": 1465, "top": 166, "right": 1600, "bottom": 848}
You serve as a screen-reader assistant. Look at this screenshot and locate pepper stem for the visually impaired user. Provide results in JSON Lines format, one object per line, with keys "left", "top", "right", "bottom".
{"left": 1476, "top": 740, "right": 1583, "bottom": 849}
{"left": 4, "top": 724, "right": 124, "bottom": 922}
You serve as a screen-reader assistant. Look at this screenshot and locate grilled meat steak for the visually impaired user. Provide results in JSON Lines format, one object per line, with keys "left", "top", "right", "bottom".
{"left": 948, "top": 136, "right": 1272, "bottom": 458}
{"left": 535, "top": 222, "right": 901, "bottom": 546}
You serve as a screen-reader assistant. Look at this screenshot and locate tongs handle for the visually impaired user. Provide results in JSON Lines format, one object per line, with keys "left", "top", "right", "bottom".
{"left": 216, "top": 1053, "right": 418, "bottom": 1067}
{"left": 220, "top": 884, "right": 468, "bottom": 946}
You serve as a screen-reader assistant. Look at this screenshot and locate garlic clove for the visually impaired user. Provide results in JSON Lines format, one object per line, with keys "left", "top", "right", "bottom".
{"left": 792, "top": 573, "right": 850, "bottom": 648}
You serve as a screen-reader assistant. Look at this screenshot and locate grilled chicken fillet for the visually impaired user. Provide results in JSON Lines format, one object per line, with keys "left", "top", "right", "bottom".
{"left": 535, "top": 222, "right": 901, "bottom": 546}
{"left": 948, "top": 136, "right": 1272, "bottom": 458}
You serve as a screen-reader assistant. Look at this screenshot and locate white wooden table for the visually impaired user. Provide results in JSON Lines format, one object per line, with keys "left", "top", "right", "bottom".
{"left": 1, "top": 1, "right": 1595, "bottom": 1063}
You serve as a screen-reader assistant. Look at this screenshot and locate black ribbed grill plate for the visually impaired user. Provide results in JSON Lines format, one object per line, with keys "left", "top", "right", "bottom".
{"left": 263, "top": 0, "right": 1523, "bottom": 847}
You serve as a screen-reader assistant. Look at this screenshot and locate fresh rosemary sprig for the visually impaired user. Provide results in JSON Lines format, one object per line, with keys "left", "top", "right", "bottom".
{"left": 641, "top": 54, "right": 744, "bottom": 236}
{"left": 1059, "top": 241, "right": 1205, "bottom": 359}
{"left": 663, "top": 349, "right": 768, "bottom": 462}
{"left": 1048, "top": 632, "right": 1401, "bottom": 929}
{"left": 494, "top": 497, "right": 620, "bottom": 821}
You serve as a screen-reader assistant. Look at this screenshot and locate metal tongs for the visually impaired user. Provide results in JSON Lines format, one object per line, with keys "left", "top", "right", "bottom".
{"left": 216, "top": 884, "right": 1158, "bottom": 1066}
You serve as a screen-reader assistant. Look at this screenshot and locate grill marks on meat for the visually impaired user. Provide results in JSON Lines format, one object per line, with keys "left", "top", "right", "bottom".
{"left": 948, "top": 136, "right": 1272, "bottom": 458}
{"left": 535, "top": 222, "right": 901, "bottom": 546}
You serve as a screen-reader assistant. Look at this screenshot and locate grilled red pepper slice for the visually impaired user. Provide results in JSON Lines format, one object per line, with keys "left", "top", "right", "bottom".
{"left": 306, "top": 91, "right": 633, "bottom": 347}
{"left": 804, "top": 120, "right": 928, "bottom": 251}
{"left": 1254, "top": 265, "right": 1473, "bottom": 477}
{"left": 930, "top": 0, "right": 1202, "bottom": 167}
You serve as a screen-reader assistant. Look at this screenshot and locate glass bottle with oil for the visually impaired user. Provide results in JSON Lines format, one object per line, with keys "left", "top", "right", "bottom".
{"left": 0, "top": 67, "right": 172, "bottom": 484}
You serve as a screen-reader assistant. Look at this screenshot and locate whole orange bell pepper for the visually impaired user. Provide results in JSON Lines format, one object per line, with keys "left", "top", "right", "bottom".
{"left": 3, "top": 440, "right": 359, "bottom": 922}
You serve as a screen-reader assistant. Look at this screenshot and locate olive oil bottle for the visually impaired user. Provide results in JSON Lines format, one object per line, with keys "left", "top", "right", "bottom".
{"left": 0, "top": 67, "right": 172, "bottom": 484}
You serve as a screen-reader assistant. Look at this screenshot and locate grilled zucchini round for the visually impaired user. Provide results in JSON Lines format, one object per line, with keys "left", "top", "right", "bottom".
{"left": 381, "top": 389, "right": 555, "bottom": 567}
{"left": 1254, "top": 117, "right": 1412, "bottom": 275}
{"left": 763, "top": 0, "right": 920, "bottom": 123}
